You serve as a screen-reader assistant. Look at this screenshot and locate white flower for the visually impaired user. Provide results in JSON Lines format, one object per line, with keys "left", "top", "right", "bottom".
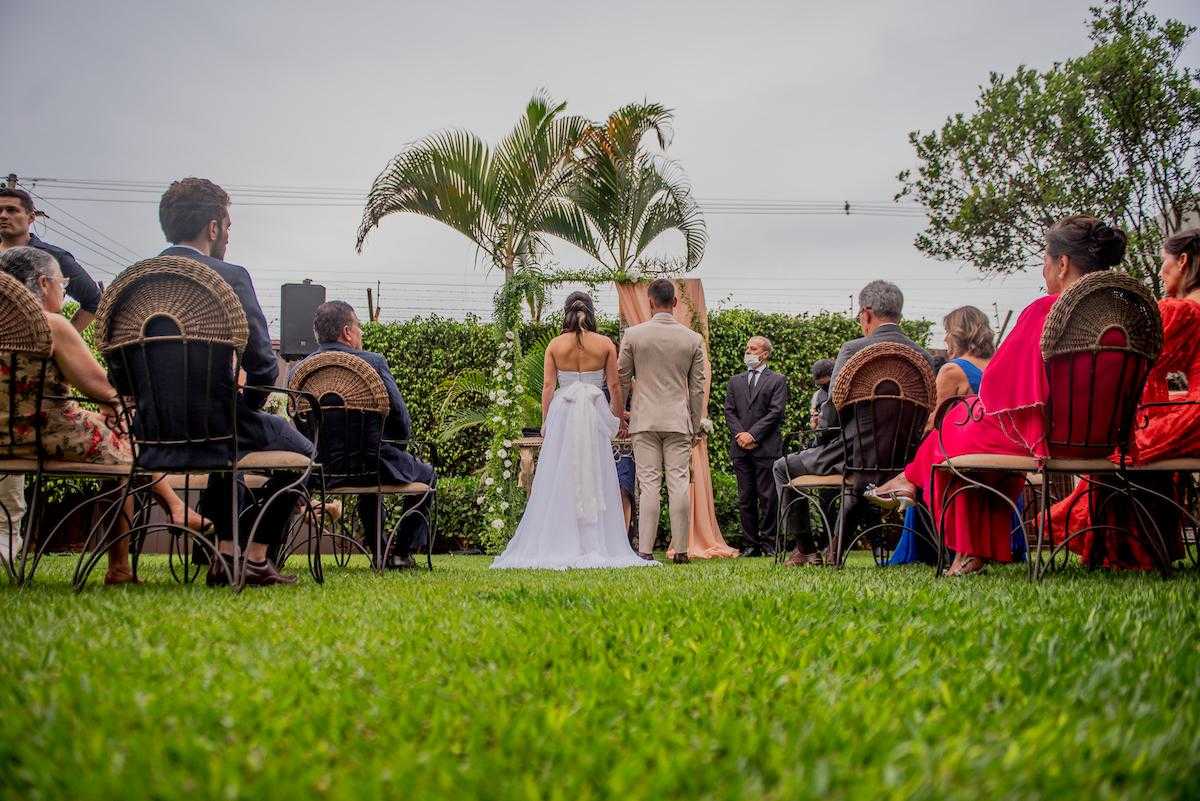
{"left": 497, "top": 448, "right": 508, "bottom": 458}
{"left": 505, "top": 331, "right": 516, "bottom": 340}
{"left": 491, "top": 519, "right": 504, "bottom": 529}
{"left": 502, "top": 439, "right": 512, "bottom": 448}
{"left": 476, "top": 496, "right": 485, "bottom": 505}
{"left": 492, "top": 415, "right": 502, "bottom": 423}
{"left": 505, "top": 371, "right": 513, "bottom": 380}
{"left": 502, "top": 470, "right": 511, "bottom": 479}
{"left": 485, "top": 477, "right": 495, "bottom": 486}
{"left": 500, "top": 501, "right": 509, "bottom": 510}
{"left": 503, "top": 459, "right": 512, "bottom": 468}
{"left": 700, "top": 417, "right": 714, "bottom": 434}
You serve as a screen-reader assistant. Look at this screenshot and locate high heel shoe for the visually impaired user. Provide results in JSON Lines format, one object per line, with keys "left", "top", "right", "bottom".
{"left": 863, "top": 485, "right": 916, "bottom": 512}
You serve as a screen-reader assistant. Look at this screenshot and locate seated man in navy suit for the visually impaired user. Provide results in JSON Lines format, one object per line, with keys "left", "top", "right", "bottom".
{"left": 154, "top": 178, "right": 314, "bottom": 586}
{"left": 300, "top": 301, "right": 436, "bottom": 570}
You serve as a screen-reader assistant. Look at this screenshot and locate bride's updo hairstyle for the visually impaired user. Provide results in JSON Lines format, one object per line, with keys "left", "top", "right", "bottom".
{"left": 562, "top": 291, "right": 597, "bottom": 344}
{"left": 1046, "top": 215, "right": 1128, "bottom": 273}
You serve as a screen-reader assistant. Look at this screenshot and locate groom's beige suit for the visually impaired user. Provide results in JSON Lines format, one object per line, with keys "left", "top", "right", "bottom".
{"left": 618, "top": 312, "right": 708, "bottom": 555}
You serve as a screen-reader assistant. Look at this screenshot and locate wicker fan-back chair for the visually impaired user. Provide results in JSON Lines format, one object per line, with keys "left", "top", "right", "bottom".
{"left": 96, "top": 256, "right": 249, "bottom": 353}
{"left": 832, "top": 342, "right": 936, "bottom": 414}
{"left": 290, "top": 352, "right": 390, "bottom": 416}
{"left": 288, "top": 351, "right": 437, "bottom": 574}
{"left": 0, "top": 271, "right": 52, "bottom": 358}
{"left": 1041, "top": 270, "right": 1162, "bottom": 364}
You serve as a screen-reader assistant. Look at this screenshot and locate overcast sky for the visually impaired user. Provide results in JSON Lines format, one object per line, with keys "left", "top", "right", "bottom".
{"left": 6, "top": 0, "right": 1198, "bottom": 341}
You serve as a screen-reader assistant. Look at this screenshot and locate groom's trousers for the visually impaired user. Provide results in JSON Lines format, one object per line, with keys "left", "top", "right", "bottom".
{"left": 632, "top": 431, "right": 692, "bottom": 554}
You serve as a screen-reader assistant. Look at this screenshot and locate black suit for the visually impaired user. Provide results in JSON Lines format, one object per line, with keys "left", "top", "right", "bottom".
{"left": 724, "top": 367, "right": 787, "bottom": 553}
{"left": 152, "top": 246, "right": 312, "bottom": 552}
{"left": 774, "top": 324, "right": 933, "bottom": 554}
{"left": 295, "top": 342, "right": 436, "bottom": 557}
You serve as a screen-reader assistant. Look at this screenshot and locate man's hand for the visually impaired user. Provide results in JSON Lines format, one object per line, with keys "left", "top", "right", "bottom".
{"left": 735, "top": 431, "right": 756, "bottom": 449}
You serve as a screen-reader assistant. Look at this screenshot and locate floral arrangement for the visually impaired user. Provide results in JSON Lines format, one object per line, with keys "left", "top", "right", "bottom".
{"left": 476, "top": 329, "right": 527, "bottom": 553}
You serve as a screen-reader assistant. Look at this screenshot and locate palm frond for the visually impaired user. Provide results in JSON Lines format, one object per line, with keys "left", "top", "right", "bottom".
{"left": 436, "top": 407, "right": 493, "bottom": 441}
{"left": 434, "top": 368, "right": 489, "bottom": 416}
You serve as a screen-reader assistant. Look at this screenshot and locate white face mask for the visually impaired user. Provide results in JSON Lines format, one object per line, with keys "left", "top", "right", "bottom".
{"left": 744, "top": 354, "right": 760, "bottom": 370}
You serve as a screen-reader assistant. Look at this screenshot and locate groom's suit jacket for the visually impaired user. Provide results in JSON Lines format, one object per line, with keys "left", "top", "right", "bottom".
{"left": 617, "top": 313, "right": 707, "bottom": 436}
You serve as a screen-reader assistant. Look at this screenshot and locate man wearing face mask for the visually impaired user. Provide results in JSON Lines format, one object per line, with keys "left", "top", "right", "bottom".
{"left": 723, "top": 336, "right": 787, "bottom": 557}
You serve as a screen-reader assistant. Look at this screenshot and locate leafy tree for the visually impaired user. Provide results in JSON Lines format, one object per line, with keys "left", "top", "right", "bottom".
{"left": 897, "top": 0, "right": 1200, "bottom": 296}
{"left": 540, "top": 102, "right": 707, "bottom": 275}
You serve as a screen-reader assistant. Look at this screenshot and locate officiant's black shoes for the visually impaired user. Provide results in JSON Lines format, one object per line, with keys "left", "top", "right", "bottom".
{"left": 672, "top": 553, "right": 689, "bottom": 564}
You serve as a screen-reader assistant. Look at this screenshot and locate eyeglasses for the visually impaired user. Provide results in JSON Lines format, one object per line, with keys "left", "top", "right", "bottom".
{"left": 44, "top": 274, "right": 70, "bottom": 290}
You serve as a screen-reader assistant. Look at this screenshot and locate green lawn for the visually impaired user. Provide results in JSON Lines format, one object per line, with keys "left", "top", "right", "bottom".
{"left": 1, "top": 554, "right": 1197, "bottom": 801}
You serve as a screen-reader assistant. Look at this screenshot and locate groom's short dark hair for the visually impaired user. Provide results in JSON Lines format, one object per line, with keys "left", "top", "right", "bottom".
{"left": 647, "top": 278, "right": 675, "bottom": 308}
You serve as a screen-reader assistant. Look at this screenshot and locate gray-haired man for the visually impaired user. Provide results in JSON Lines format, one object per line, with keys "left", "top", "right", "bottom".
{"left": 774, "top": 280, "right": 933, "bottom": 565}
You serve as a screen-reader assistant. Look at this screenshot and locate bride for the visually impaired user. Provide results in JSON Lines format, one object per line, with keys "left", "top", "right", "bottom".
{"left": 492, "top": 292, "right": 659, "bottom": 570}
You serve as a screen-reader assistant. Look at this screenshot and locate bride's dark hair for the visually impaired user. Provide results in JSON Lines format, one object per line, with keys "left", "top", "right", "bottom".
{"left": 562, "top": 291, "right": 597, "bottom": 345}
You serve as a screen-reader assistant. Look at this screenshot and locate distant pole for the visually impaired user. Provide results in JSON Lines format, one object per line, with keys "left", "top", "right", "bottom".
{"left": 996, "top": 309, "right": 1014, "bottom": 341}
{"left": 373, "top": 280, "right": 382, "bottom": 322}
{"left": 366, "top": 288, "right": 376, "bottom": 322}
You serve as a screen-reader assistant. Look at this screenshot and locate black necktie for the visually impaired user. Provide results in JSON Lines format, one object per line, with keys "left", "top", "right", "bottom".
{"left": 749, "top": 370, "right": 758, "bottom": 393}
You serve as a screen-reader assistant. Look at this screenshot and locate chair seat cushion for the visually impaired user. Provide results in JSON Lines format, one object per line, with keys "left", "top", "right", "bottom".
{"left": 787, "top": 474, "right": 842, "bottom": 488}
{"left": 935, "top": 454, "right": 1119, "bottom": 473}
{"left": 0, "top": 458, "right": 131, "bottom": 476}
{"left": 1128, "top": 458, "right": 1200, "bottom": 472}
{"left": 164, "top": 473, "right": 269, "bottom": 490}
{"left": 236, "top": 451, "right": 312, "bottom": 470}
{"left": 326, "top": 482, "right": 433, "bottom": 495}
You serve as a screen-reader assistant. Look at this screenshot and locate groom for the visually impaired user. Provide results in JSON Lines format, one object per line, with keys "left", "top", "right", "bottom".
{"left": 618, "top": 279, "right": 707, "bottom": 564}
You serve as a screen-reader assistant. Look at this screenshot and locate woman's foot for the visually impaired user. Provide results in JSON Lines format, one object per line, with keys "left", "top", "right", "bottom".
{"left": 169, "top": 506, "right": 213, "bottom": 534}
{"left": 863, "top": 481, "right": 917, "bottom": 512}
{"left": 946, "top": 555, "right": 986, "bottom": 577}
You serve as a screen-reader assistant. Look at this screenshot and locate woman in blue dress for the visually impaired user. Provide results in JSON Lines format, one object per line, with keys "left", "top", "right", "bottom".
{"left": 889, "top": 306, "right": 1026, "bottom": 564}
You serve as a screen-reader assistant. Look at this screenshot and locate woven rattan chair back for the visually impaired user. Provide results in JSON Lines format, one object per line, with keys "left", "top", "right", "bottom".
{"left": 96, "top": 256, "right": 249, "bottom": 353}
{"left": 95, "top": 257, "right": 250, "bottom": 467}
{"left": 1040, "top": 271, "right": 1162, "bottom": 458}
{"left": 290, "top": 352, "right": 390, "bottom": 484}
{"left": 832, "top": 343, "right": 935, "bottom": 478}
{"left": 0, "top": 272, "right": 53, "bottom": 458}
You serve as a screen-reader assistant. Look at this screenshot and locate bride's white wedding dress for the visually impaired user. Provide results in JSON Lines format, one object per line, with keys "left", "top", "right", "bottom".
{"left": 491, "top": 370, "right": 659, "bottom": 570}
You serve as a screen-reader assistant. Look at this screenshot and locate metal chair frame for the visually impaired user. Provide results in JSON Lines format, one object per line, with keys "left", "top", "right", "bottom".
{"left": 776, "top": 343, "right": 936, "bottom": 568}
{"left": 287, "top": 352, "right": 437, "bottom": 575}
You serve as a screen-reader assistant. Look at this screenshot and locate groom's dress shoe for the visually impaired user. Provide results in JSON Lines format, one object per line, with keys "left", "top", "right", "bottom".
{"left": 672, "top": 553, "right": 689, "bottom": 564}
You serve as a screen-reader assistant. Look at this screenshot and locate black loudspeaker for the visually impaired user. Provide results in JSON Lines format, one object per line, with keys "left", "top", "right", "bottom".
{"left": 280, "top": 280, "right": 326, "bottom": 360}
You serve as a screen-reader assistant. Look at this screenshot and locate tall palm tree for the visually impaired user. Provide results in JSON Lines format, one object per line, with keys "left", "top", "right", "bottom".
{"left": 356, "top": 92, "right": 593, "bottom": 282}
{"left": 540, "top": 102, "right": 707, "bottom": 275}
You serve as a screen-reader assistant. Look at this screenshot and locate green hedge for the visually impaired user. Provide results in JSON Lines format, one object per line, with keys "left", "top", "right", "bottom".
{"left": 363, "top": 310, "right": 931, "bottom": 478}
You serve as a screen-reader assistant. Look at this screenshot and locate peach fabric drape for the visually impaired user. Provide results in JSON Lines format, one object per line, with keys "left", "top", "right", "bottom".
{"left": 616, "top": 279, "right": 739, "bottom": 559}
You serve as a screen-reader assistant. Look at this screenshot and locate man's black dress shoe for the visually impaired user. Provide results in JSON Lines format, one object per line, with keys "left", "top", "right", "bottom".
{"left": 672, "top": 553, "right": 689, "bottom": 564}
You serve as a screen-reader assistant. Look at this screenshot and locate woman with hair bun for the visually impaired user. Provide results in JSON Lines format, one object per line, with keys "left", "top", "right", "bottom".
{"left": 1045, "top": 228, "right": 1200, "bottom": 569}
{"left": 492, "top": 292, "right": 656, "bottom": 569}
{"left": 868, "top": 216, "right": 1131, "bottom": 576}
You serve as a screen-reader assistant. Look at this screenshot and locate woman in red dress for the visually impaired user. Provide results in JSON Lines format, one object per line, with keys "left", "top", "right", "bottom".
{"left": 867, "top": 216, "right": 1129, "bottom": 576}
{"left": 1045, "top": 228, "right": 1200, "bottom": 569}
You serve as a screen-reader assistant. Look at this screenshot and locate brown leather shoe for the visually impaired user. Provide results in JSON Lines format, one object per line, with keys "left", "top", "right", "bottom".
{"left": 205, "top": 556, "right": 231, "bottom": 587}
{"left": 802, "top": 551, "right": 826, "bottom": 566}
{"left": 784, "top": 548, "right": 807, "bottom": 567}
{"left": 242, "top": 559, "right": 298, "bottom": 586}
{"left": 104, "top": 567, "right": 142, "bottom": 586}
{"left": 672, "top": 553, "right": 689, "bottom": 564}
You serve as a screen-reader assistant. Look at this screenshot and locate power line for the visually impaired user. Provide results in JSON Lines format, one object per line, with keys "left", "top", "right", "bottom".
{"left": 26, "top": 188, "right": 143, "bottom": 260}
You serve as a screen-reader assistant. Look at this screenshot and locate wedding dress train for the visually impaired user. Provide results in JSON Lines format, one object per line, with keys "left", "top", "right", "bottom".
{"left": 491, "top": 370, "right": 659, "bottom": 570}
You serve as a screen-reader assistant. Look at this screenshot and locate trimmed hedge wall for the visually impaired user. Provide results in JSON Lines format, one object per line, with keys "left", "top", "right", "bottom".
{"left": 364, "top": 309, "right": 931, "bottom": 549}
{"left": 362, "top": 309, "right": 931, "bottom": 478}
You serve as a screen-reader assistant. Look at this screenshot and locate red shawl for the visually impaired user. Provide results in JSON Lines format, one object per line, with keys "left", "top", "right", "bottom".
{"left": 979, "top": 294, "right": 1058, "bottom": 459}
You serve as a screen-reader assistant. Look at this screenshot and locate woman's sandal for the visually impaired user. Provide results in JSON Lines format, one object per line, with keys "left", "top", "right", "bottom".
{"left": 863, "top": 485, "right": 916, "bottom": 512}
{"left": 949, "top": 556, "right": 986, "bottom": 577}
